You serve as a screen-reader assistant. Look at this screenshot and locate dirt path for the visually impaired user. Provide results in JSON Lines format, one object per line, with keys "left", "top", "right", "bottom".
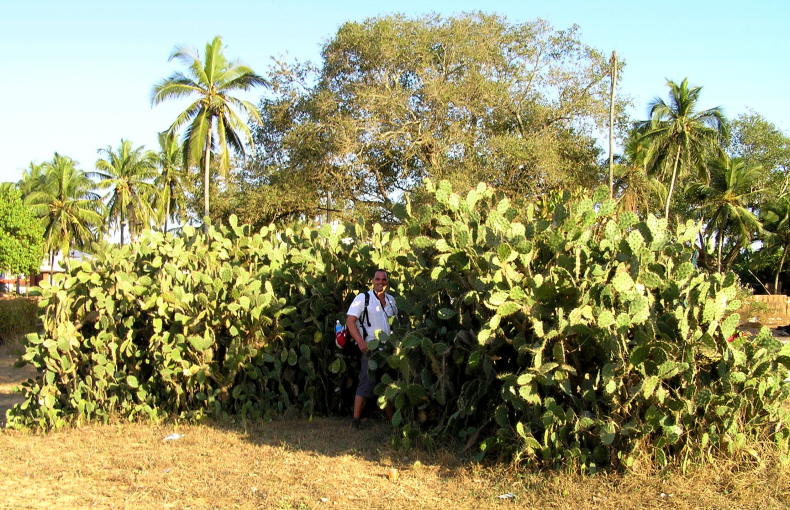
{"left": 0, "top": 340, "right": 37, "bottom": 427}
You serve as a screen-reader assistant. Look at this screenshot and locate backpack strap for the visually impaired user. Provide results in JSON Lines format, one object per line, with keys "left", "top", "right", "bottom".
{"left": 361, "top": 291, "right": 371, "bottom": 328}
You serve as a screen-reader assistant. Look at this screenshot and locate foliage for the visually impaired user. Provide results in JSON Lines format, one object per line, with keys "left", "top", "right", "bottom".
{"left": 759, "top": 196, "right": 790, "bottom": 292}
{"left": 0, "top": 187, "right": 45, "bottom": 275}
{"left": 93, "top": 139, "right": 158, "bottom": 245}
{"left": 153, "top": 131, "right": 188, "bottom": 233}
{"left": 9, "top": 182, "right": 789, "bottom": 472}
{"left": 730, "top": 111, "right": 790, "bottom": 198}
{"left": 24, "top": 153, "right": 103, "bottom": 266}
{"left": 7, "top": 217, "right": 377, "bottom": 427}
{"left": 0, "top": 298, "right": 40, "bottom": 342}
{"left": 151, "top": 36, "right": 267, "bottom": 221}
{"left": 239, "top": 13, "right": 621, "bottom": 226}
{"left": 637, "top": 78, "right": 727, "bottom": 219}
{"left": 689, "top": 155, "right": 763, "bottom": 272}
{"left": 371, "top": 181, "right": 788, "bottom": 470}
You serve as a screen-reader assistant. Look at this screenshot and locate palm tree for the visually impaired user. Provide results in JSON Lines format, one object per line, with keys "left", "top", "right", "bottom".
{"left": 760, "top": 197, "right": 790, "bottom": 293}
{"left": 27, "top": 153, "right": 103, "bottom": 278}
{"left": 639, "top": 78, "right": 728, "bottom": 219}
{"left": 689, "top": 155, "right": 763, "bottom": 272}
{"left": 18, "top": 162, "right": 47, "bottom": 199}
{"left": 154, "top": 131, "right": 187, "bottom": 233}
{"left": 151, "top": 36, "right": 267, "bottom": 223}
{"left": 614, "top": 130, "right": 665, "bottom": 215}
{"left": 93, "top": 140, "right": 158, "bottom": 245}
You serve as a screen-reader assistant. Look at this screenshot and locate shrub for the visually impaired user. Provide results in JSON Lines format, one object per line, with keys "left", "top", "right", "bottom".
{"left": 370, "top": 182, "right": 790, "bottom": 470}
{"left": 0, "top": 297, "right": 39, "bottom": 342}
{"left": 8, "top": 182, "right": 789, "bottom": 470}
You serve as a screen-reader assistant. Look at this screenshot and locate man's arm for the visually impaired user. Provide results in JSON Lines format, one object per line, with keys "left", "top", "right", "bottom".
{"left": 346, "top": 315, "right": 368, "bottom": 354}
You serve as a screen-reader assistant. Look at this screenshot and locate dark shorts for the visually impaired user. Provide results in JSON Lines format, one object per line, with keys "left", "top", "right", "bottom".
{"left": 356, "top": 355, "right": 374, "bottom": 399}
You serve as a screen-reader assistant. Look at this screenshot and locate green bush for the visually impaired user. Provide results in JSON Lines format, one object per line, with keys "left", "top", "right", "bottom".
{"left": 0, "top": 297, "right": 40, "bottom": 342}
{"left": 372, "top": 181, "right": 790, "bottom": 470}
{"left": 7, "top": 218, "right": 381, "bottom": 428}
{"left": 8, "top": 182, "right": 789, "bottom": 470}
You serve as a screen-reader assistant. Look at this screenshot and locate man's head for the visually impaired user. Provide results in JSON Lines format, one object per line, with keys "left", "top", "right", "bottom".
{"left": 372, "top": 269, "right": 389, "bottom": 293}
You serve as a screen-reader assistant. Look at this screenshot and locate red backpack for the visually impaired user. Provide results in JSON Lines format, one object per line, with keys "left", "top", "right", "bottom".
{"left": 335, "top": 291, "right": 370, "bottom": 352}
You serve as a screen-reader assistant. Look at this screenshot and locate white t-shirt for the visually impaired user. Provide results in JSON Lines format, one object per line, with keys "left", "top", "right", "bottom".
{"left": 346, "top": 290, "right": 398, "bottom": 343}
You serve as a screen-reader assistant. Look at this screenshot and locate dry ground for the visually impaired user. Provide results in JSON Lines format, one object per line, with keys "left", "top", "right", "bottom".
{"left": 0, "top": 339, "right": 788, "bottom": 509}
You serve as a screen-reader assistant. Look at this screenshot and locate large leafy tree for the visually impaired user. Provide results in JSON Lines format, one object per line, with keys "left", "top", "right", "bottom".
{"left": 0, "top": 187, "right": 45, "bottom": 276}
{"left": 153, "top": 131, "right": 187, "bottom": 233}
{"left": 689, "top": 155, "right": 762, "bottom": 272}
{"left": 94, "top": 140, "right": 158, "bottom": 245}
{"left": 730, "top": 111, "right": 790, "bottom": 198}
{"left": 759, "top": 197, "right": 790, "bottom": 293}
{"left": 151, "top": 35, "right": 267, "bottom": 223}
{"left": 242, "top": 13, "right": 619, "bottom": 225}
{"left": 639, "top": 78, "right": 727, "bottom": 219}
{"left": 27, "top": 153, "right": 103, "bottom": 274}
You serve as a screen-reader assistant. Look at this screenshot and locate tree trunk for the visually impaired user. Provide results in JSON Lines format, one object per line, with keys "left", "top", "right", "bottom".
{"left": 203, "top": 121, "right": 213, "bottom": 231}
{"left": 608, "top": 51, "right": 617, "bottom": 198}
{"left": 664, "top": 146, "right": 682, "bottom": 219}
{"left": 775, "top": 242, "right": 789, "bottom": 294}
{"left": 120, "top": 207, "right": 126, "bottom": 246}
{"left": 716, "top": 229, "right": 723, "bottom": 273}
{"left": 49, "top": 251, "right": 55, "bottom": 285}
{"left": 164, "top": 182, "right": 172, "bottom": 234}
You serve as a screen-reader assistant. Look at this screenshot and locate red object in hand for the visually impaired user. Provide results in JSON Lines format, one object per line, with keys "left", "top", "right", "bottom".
{"left": 335, "top": 328, "right": 352, "bottom": 349}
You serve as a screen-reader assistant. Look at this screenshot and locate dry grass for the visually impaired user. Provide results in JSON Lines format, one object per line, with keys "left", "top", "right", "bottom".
{"left": 0, "top": 336, "right": 788, "bottom": 509}
{"left": 1, "top": 419, "right": 788, "bottom": 510}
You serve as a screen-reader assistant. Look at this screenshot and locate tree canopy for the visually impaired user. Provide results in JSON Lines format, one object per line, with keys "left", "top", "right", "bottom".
{"left": 730, "top": 111, "right": 790, "bottom": 197}
{"left": 152, "top": 36, "right": 267, "bottom": 222}
{"left": 94, "top": 139, "right": 158, "bottom": 245}
{"left": 0, "top": 187, "right": 45, "bottom": 275}
{"left": 236, "top": 13, "right": 622, "bottom": 225}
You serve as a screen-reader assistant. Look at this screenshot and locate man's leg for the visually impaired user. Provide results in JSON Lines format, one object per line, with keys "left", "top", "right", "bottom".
{"left": 353, "top": 355, "right": 372, "bottom": 429}
{"left": 353, "top": 395, "right": 366, "bottom": 420}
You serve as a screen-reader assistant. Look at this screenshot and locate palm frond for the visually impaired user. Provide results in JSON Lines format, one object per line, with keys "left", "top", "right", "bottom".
{"left": 151, "top": 75, "right": 203, "bottom": 105}
{"left": 227, "top": 96, "right": 264, "bottom": 125}
{"left": 167, "top": 100, "right": 204, "bottom": 133}
{"left": 183, "top": 110, "right": 211, "bottom": 168}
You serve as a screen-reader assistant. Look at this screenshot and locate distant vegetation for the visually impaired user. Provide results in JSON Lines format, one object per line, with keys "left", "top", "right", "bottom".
{"left": 1, "top": 13, "right": 787, "bottom": 292}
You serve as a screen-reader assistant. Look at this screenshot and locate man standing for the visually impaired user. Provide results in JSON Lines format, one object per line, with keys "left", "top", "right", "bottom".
{"left": 346, "top": 268, "right": 398, "bottom": 429}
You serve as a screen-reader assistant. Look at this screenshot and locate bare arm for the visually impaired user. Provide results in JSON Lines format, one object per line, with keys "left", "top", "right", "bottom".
{"left": 346, "top": 315, "right": 368, "bottom": 354}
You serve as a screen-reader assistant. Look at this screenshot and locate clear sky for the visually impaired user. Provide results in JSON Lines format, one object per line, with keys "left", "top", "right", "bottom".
{"left": 2, "top": 0, "right": 788, "bottom": 184}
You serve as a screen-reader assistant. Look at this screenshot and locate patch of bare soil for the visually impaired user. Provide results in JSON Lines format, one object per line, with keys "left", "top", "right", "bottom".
{"left": 0, "top": 339, "right": 36, "bottom": 428}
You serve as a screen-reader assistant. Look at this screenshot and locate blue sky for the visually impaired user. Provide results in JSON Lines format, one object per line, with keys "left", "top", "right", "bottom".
{"left": 2, "top": 0, "right": 788, "bottom": 184}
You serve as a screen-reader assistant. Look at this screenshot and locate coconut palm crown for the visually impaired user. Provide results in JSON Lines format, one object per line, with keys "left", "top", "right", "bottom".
{"left": 26, "top": 153, "right": 103, "bottom": 275}
{"left": 638, "top": 78, "right": 728, "bottom": 219}
{"left": 93, "top": 139, "right": 158, "bottom": 245}
{"left": 151, "top": 36, "right": 267, "bottom": 222}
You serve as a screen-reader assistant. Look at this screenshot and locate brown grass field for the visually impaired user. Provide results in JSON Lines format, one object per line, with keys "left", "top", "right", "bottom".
{"left": 0, "top": 337, "right": 788, "bottom": 510}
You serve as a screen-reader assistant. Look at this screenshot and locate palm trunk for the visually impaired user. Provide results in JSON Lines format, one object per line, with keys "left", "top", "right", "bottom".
{"left": 716, "top": 229, "right": 723, "bottom": 273}
{"left": 49, "top": 251, "right": 55, "bottom": 285}
{"left": 775, "top": 243, "right": 789, "bottom": 294}
{"left": 120, "top": 208, "right": 126, "bottom": 246}
{"left": 203, "top": 121, "right": 212, "bottom": 231}
{"left": 608, "top": 51, "right": 617, "bottom": 198}
{"left": 164, "top": 183, "right": 172, "bottom": 234}
{"left": 664, "top": 146, "right": 682, "bottom": 219}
